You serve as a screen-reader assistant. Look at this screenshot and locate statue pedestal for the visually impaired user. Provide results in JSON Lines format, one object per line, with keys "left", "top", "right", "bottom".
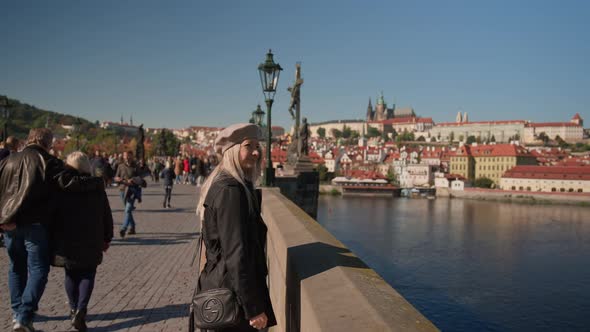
{"left": 274, "top": 156, "right": 319, "bottom": 219}
{"left": 283, "top": 155, "right": 315, "bottom": 175}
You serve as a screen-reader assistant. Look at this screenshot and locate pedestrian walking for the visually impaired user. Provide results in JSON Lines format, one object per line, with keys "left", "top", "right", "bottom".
{"left": 174, "top": 156, "right": 183, "bottom": 185}
{"left": 0, "top": 136, "right": 19, "bottom": 248}
{"left": 0, "top": 136, "right": 19, "bottom": 160}
{"left": 193, "top": 123, "right": 276, "bottom": 331}
{"left": 160, "top": 161, "right": 176, "bottom": 208}
{"left": 51, "top": 151, "right": 113, "bottom": 332}
{"left": 90, "top": 149, "right": 113, "bottom": 186}
{"left": 183, "top": 156, "right": 190, "bottom": 184}
{"left": 0, "top": 128, "right": 64, "bottom": 332}
{"left": 152, "top": 158, "right": 163, "bottom": 183}
{"left": 114, "top": 151, "right": 140, "bottom": 238}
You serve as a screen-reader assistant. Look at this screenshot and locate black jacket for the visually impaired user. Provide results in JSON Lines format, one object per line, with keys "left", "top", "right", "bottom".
{"left": 198, "top": 172, "right": 277, "bottom": 330}
{"left": 51, "top": 167, "right": 114, "bottom": 269}
{"left": 160, "top": 168, "right": 176, "bottom": 186}
{"left": 0, "top": 145, "right": 64, "bottom": 226}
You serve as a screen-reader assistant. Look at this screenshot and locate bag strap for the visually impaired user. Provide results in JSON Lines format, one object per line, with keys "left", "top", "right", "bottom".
{"left": 191, "top": 232, "right": 204, "bottom": 300}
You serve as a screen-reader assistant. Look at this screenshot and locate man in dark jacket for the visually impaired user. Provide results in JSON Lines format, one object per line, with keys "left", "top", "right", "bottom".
{"left": 114, "top": 150, "right": 139, "bottom": 238}
{"left": 0, "top": 136, "right": 19, "bottom": 161}
{"left": 91, "top": 150, "right": 113, "bottom": 185}
{"left": 0, "top": 128, "right": 64, "bottom": 332}
{"left": 0, "top": 136, "right": 18, "bottom": 248}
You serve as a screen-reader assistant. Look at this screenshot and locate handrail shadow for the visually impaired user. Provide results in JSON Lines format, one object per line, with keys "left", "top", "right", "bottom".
{"left": 284, "top": 241, "right": 367, "bottom": 332}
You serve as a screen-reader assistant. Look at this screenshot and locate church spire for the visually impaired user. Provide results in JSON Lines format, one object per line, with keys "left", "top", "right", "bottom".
{"left": 366, "top": 98, "right": 373, "bottom": 121}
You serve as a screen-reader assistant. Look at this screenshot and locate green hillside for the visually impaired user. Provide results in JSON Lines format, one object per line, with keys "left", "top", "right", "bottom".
{"left": 0, "top": 94, "right": 96, "bottom": 139}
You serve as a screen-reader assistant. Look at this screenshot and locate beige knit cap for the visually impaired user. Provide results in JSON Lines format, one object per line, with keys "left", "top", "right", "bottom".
{"left": 214, "top": 123, "right": 262, "bottom": 154}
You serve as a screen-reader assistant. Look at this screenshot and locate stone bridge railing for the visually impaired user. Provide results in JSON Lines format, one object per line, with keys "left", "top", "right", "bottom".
{"left": 261, "top": 188, "right": 439, "bottom": 332}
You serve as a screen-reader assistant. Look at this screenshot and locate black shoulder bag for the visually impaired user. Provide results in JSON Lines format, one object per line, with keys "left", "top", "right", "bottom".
{"left": 189, "top": 233, "right": 241, "bottom": 331}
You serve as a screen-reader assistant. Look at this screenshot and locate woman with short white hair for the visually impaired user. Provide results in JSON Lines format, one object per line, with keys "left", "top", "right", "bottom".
{"left": 52, "top": 151, "right": 113, "bottom": 331}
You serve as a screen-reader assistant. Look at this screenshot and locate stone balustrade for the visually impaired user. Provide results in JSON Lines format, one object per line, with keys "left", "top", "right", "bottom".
{"left": 261, "top": 188, "right": 439, "bottom": 331}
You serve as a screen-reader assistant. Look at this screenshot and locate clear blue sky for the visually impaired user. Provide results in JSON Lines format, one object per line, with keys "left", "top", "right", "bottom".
{"left": 1, "top": 0, "right": 589, "bottom": 130}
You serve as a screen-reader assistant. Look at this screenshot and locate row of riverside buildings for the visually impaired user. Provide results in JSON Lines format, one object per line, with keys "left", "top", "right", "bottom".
{"left": 98, "top": 96, "right": 590, "bottom": 194}
{"left": 310, "top": 93, "right": 586, "bottom": 145}
{"left": 304, "top": 93, "right": 589, "bottom": 193}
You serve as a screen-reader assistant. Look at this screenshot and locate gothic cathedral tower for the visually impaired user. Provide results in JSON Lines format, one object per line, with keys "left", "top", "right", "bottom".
{"left": 375, "top": 92, "right": 387, "bottom": 121}
{"left": 366, "top": 98, "right": 374, "bottom": 121}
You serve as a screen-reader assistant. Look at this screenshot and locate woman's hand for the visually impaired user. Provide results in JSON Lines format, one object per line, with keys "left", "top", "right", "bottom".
{"left": 249, "top": 312, "right": 268, "bottom": 330}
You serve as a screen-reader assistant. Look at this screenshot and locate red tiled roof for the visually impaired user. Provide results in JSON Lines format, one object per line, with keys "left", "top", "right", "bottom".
{"left": 470, "top": 144, "right": 533, "bottom": 157}
{"left": 572, "top": 113, "right": 582, "bottom": 120}
{"left": 448, "top": 145, "right": 472, "bottom": 157}
{"left": 446, "top": 173, "right": 466, "bottom": 180}
{"left": 346, "top": 169, "right": 387, "bottom": 180}
{"left": 421, "top": 150, "right": 442, "bottom": 158}
{"left": 503, "top": 165, "right": 590, "bottom": 180}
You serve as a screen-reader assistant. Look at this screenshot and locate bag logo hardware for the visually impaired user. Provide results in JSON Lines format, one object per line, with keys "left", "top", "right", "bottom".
{"left": 202, "top": 298, "right": 224, "bottom": 323}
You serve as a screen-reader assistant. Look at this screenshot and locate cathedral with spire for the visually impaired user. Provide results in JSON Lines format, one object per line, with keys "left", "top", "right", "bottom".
{"left": 366, "top": 92, "right": 415, "bottom": 121}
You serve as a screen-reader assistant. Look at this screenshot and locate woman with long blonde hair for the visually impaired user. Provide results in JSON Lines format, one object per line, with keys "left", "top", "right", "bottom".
{"left": 195, "top": 123, "right": 276, "bottom": 331}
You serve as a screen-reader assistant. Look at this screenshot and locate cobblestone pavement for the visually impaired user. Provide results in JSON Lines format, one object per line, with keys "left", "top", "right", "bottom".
{"left": 1, "top": 180, "right": 202, "bottom": 331}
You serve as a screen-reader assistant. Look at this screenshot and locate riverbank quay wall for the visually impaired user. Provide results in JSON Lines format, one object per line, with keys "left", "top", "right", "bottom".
{"left": 437, "top": 187, "right": 590, "bottom": 205}
{"left": 261, "top": 188, "right": 439, "bottom": 331}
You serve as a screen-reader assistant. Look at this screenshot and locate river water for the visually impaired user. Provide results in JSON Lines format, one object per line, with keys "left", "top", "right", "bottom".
{"left": 316, "top": 196, "right": 590, "bottom": 332}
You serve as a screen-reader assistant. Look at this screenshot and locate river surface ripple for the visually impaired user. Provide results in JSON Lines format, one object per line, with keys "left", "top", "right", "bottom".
{"left": 316, "top": 196, "right": 590, "bottom": 332}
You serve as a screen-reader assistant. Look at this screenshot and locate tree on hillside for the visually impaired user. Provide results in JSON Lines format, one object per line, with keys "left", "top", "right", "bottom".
{"left": 87, "top": 129, "right": 118, "bottom": 155}
{"left": 537, "top": 132, "right": 549, "bottom": 145}
{"left": 366, "top": 126, "right": 381, "bottom": 138}
{"left": 342, "top": 125, "right": 352, "bottom": 139}
{"left": 449, "top": 131, "right": 455, "bottom": 142}
{"left": 152, "top": 129, "right": 180, "bottom": 156}
{"left": 331, "top": 128, "right": 342, "bottom": 139}
{"left": 396, "top": 130, "right": 415, "bottom": 142}
{"left": 390, "top": 128, "right": 398, "bottom": 140}
{"left": 317, "top": 127, "right": 326, "bottom": 138}
{"left": 386, "top": 167, "right": 398, "bottom": 185}
{"left": 490, "top": 135, "right": 496, "bottom": 143}
{"left": 466, "top": 135, "right": 477, "bottom": 145}
{"left": 474, "top": 177, "right": 494, "bottom": 188}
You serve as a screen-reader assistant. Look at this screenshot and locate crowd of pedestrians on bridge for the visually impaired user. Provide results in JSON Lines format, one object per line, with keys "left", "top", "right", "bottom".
{"left": 0, "top": 128, "right": 216, "bottom": 332}
{"left": 0, "top": 125, "right": 275, "bottom": 332}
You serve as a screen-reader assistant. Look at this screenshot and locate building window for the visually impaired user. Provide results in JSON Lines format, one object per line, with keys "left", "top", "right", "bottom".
{"left": 578, "top": 189, "right": 583, "bottom": 193}
{"left": 560, "top": 188, "right": 565, "bottom": 192}
{"left": 569, "top": 188, "right": 574, "bottom": 192}
{"left": 512, "top": 186, "right": 516, "bottom": 190}
{"left": 526, "top": 187, "right": 531, "bottom": 191}
{"left": 551, "top": 188, "right": 556, "bottom": 192}
{"left": 519, "top": 186, "right": 524, "bottom": 190}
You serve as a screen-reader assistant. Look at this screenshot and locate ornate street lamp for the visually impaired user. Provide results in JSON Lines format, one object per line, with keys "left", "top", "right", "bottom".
{"left": 252, "top": 104, "right": 265, "bottom": 127}
{"left": 258, "top": 49, "right": 282, "bottom": 186}
{"left": 74, "top": 117, "right": 81, "bottom": 150}
{"left": 0, "top": 99, "right": 8, "bottom": 142}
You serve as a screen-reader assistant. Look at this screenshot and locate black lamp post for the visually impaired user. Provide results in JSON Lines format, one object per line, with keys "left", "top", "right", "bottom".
{"left": 74, "top": 117, "right": 81, "bottom": 150}
{"left": 252, "top": 104, "right": 265, "bottom": 127}
{"left": 1, "top": 99, "right": 8, "bottom": 142}
{"left": 258, "top": 49, "right": 282, "bottom": 186}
